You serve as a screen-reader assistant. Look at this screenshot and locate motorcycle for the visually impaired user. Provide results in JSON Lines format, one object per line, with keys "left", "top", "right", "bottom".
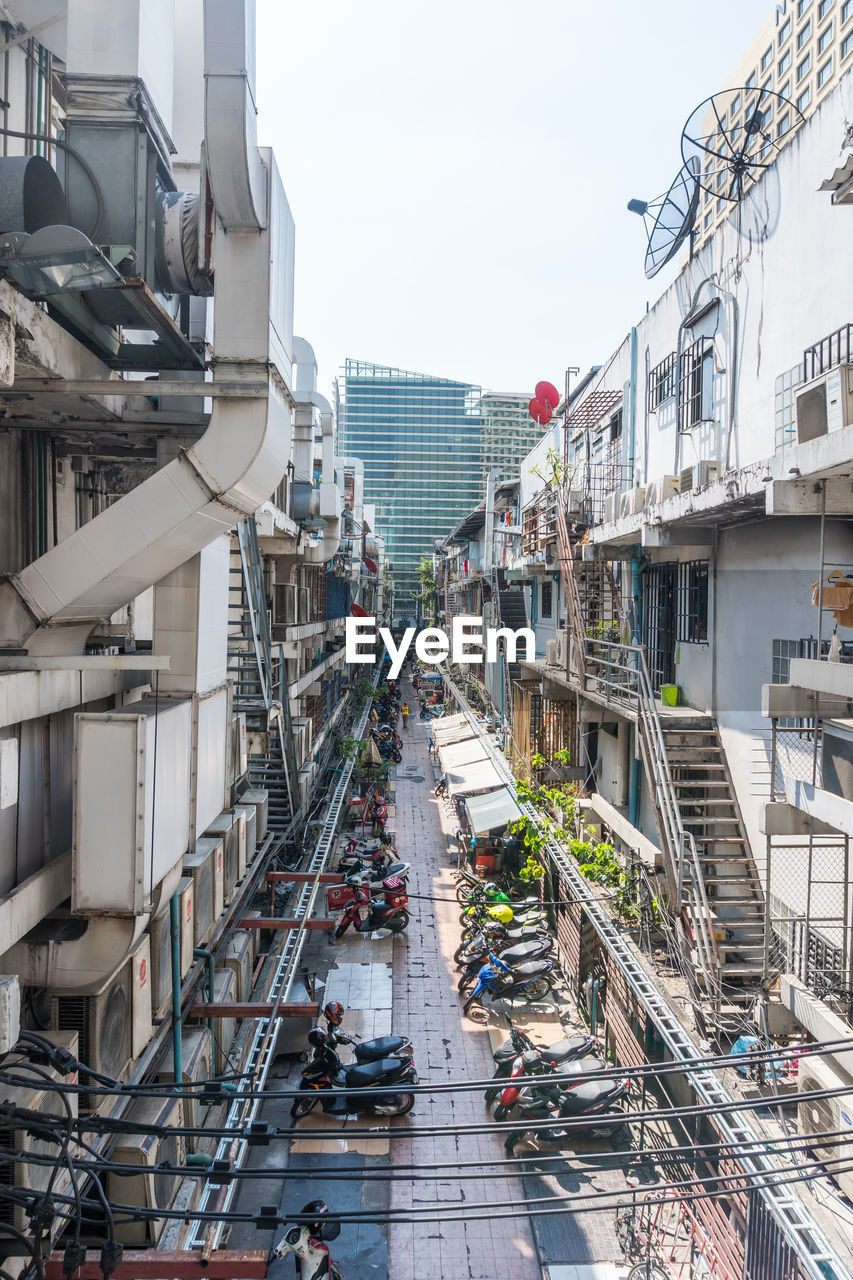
{"left": 290, "top": 1029, "right": 417, "bottom": 1119}
{"left": 453, "top": 920, "right": 549, "bottom": 965}
{"left": 459, "top": 904, "right": 547, "bottom": 944}
{"left": 321, "top": 1000, "right": 413, "bottom": 1064}
{"left": 457, "top": 936, "right": 554, "bottom": 993}
{"left": 344, "top": 859, "right": 410, "bottom": 891}
{"left": 272, "top": 1199, "right": 343, "bottom": 1279}
{"left": 330, "top": 874, "right": 410, "bottom": 937}
{"left": 494, "top": 1052, "right": 602, "bottom": 1119}
{"left": 485, "top": 1016, "right": 597, "bottom": 1102}
{"left": 462, "top": 952, "right": 554, "bottom": 1018}
{"left": 503, "top": 1074, "right": 631, "bottom": 1154}
{"left": 334, "top": 841, "right": 397, "bottom": 875}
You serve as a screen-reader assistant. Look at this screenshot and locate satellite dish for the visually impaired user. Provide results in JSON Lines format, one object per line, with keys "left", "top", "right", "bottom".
{"left": 628, "top": 157, "right": 701, "bottom": 280}
{"left": 681, "top": 86, "right": 805, "bottom": 204}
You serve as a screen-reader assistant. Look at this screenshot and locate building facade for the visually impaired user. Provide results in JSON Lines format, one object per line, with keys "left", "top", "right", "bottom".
{"left": 480, "top": 391, "right": 548, "bottom": 487}
{"left": 337, "top": 359, "right": 482, "bottom": 620}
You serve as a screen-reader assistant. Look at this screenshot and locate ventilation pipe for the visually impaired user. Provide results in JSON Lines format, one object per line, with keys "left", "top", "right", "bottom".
{"left": 292, "top": 337, "right": 340, "bottom": 565}
{"left": 0, "top": 0, "right": 293, "bottom": 657}
{"left": 0, "top": 0, "right": 291, "bottom": 990}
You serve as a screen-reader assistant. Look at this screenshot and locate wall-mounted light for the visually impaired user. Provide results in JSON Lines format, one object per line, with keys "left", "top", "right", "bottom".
{"left": 0, "top": 225, "right": 123, "bottom": 296}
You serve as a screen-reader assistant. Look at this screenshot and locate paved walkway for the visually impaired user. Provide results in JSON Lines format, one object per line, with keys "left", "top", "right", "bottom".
{"left": 387, "top": 675, "right": 542, "bottom": 1280}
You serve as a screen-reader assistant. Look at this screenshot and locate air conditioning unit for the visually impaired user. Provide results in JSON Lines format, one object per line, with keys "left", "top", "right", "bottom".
{"left": 644, "top": 475, "right": 680, "bottom": 508}
{"left": 797, "top": 1052, "right": 853, "bottom": 1201}
{"left": 240, "top": 910, "right": 263, "bottom": 963}
{"left": 231, "top": 712, "right": 247, "bottom": 780}
{"left": 679, "top": 459, "right": 721, "bottom": 491}
{"left": 0, "top": 1031, "right": 79, "bottom": 1232}
{"left": 546, "top": 639, "right": 559, "bottom": 666}
{"left": 224, "top": 931, "right": 253, "bottom": 1003}
{"left": 183, "top": 845, "right": 216, "bottom": 947}
{"left": 795, "top": 364, "right": 853, "bottom": 443}
{"left": 158, "top": 1026, "right": 214, "bottom": 1152}
{"left": 618, "top": 487, "right": 646, "bottom": 518}
{"left": 292, "top": 717, "right": 313, "bottom": 767}
{"left": 239, "top": 787, "right": 269, "bottom": 842}
{"left": 194, "top": 836, "right": 225, "bottom": 924}
{"left": 149, "top": 903, "right": 173, "bottom": 1020}
{"left": 212, "top": 968, "right": 237, "bottom": 1076}
{"left": 50, "top": 963, "right": 133, "bottom": 1111}
{"left": 107, "top": 1094, "right": 187, "bottom": 1245}
{"left": 604, "top": 493, "right": 618, "bottom": 524}
{"left": 554, "top": 631, "right": 568, "bottom": 669}
{"left": 204, "top": 812, "right": 239, "bottom": 903}
{"left": 128, "top": 933, "right": 152, "bottom": 1061}
{"left": 234, "top": 803, "right": 256, "bottom": 876}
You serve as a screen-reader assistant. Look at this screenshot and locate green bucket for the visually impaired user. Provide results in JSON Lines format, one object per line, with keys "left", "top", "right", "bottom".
{"left": 660, "top": 684, "right": 681, "bottom": 707}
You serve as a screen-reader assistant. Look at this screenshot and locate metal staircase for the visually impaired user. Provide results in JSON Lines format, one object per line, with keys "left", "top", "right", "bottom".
{"left": 229, "top": 517, "right": 299, "bottom": 836}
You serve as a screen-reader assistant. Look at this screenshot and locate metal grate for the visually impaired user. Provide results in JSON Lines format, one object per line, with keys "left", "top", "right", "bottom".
{"left": 679, "top": 336, "right": 714, "bottom": 432}
{"left": 803, "top": 321, "right": 853, "bottom": 382}
{"left": 648, "top": 351, "right": 677, "bottom": 411}
{"left": 676, "top": 560, "right": 709, "bottom": 643}
{"left": 642, "top": 563, "right": 677, "bottom": 690}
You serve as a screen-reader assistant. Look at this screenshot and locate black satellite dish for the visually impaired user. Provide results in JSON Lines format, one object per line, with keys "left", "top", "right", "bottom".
{"left": 628, "top": 157, "right": 701, "bottom": 279}
{"left": 680, "top": 86, "right": 805, "bottom": 204}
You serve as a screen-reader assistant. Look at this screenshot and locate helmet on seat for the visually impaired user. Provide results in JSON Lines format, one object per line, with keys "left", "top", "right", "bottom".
{"left": 324, "top": 1001, "right": 345, "bottom": 1026}
{"left": 307, "top": 1027, "right": 328, "bottom": 1049}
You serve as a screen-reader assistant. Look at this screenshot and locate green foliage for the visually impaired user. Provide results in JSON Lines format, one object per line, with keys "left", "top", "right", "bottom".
{"left": 552, "top": 748, "right": 573, "bottom": 766}
{"left": 531, "top": 752, "right": 547, "bottom": 771}
{"left": 519, "top": 854, "right": 546, "bottom": 883}
{"left": 415, "top": 556, "right": 437, "bottom": 618}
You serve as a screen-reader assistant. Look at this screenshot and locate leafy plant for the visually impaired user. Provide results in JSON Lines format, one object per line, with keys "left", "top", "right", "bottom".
{"left": 552, "top": 748, "right": 573, "bottom": 766}
{"left": 531, "top": 751, "right": 547, "bottom": 771}
{"left": 519, "top": 854, "right": 546, "bottom": 884}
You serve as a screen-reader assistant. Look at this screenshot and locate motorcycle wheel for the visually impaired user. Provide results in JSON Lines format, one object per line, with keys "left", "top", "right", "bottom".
{"left": 457, "top": 970, "right": 476, "bottom": 993}
{"left": 522, "top": 977, "right": 553, "bottom": 1002}
{"left": 334, "top": 922, "right": 349, "bottom": 939}
{"left": 608, "top": 1122, "right": 631, "bottom": 1148}
{"left": 386, "top": 910, "right": 409, "bottom": 933}
{"left": 493, "top": 1103, "right": 512, "bottom": 1121}
{"left": 456, "top": 886, "right": 473, "bottom": 906}
{"left": 290, "top": 1096, "right": 317, "bottom": 1120}
{"left": 392, "top": 748, "right": 402, "bottom": 762}
{"left": 374, "top": 1092, "right": 415, "bottom": 1116}
{"left": 463, "top": 992, "right": 486, "bottom": 1020}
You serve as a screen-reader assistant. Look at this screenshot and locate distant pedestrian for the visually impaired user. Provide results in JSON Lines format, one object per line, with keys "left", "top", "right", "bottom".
{"left": 401, "top": 702, "right": 410, "bottom": 729}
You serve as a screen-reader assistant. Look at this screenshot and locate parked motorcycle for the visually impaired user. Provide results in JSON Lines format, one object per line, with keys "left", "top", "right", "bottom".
{"left": 462, "top": 953, "right": 554, "bottom": 1018}
{"left": 453, "top": 920, "right": 549, "bottom": 965}
{"left": 272, "top": 1199, "right": 343, "bottom": 1279}
{"left": 459, "top": 904, "right": 547, "bottom": 944}
{"left": 322, "top": 1001, "right": 413, "bottom": 1064}
{"left": 335, "top": 841, "right": 397, "bottom": 875}
{"left": 503, "top": 1074, "right": 630, "bottom": 1154}
{"left": 494, "top": 1052, "right": 603, "bottom": 1119}
{"left": 457, "top": 937, "right": 554, "bottom": 993}
{"left": 485, "top": 1017, "right": 597, "bottom": 1102}
{"left": 344, "top": 859, "right": 410, "bottom": 890}
{"left": 291, "top": 1029, "right": 417, "bottom": 1119}
{"left": 330, "top": 874, "right": 410, "bottom": 937}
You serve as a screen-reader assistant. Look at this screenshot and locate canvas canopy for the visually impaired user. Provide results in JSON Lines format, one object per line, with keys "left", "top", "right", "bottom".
{"left": 437, "top": 737, "right": 490, "bottom": 772}
{"left": 446, "top": 758, "right": 504, "bottom": 797}
{"left": 464, "top": 787, "right": 524, "bottom": 837}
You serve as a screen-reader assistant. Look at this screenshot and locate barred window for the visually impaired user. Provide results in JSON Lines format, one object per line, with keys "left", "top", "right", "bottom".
{"left": 647, "top": 352, "right": 677, "bottom": 411}
{"left": 679, "top": 337, "right": 714, "bottom": 431}
{"left": 676, "top": 561, "right": 709, "bottom": 644}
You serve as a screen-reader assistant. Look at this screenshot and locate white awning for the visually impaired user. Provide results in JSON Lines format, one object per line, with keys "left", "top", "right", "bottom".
{"left": 446, "top": 758, "right": 505, "bottom": 797}
{"left": 464, "top": 787, "right": 523, "bottom": 837}
{"left": 432, "top": 722, "right": 477, "bottom": 746}
{"left": 438, "top": 737, "right": 490, "bottom": 772}
{"left": 431, "top": 712, "right": 468, "bottom": 737}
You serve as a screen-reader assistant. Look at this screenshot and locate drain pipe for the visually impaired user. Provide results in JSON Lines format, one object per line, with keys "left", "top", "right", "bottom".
{"left": 170, "top": 892, "right": 183, "bottom": 1087}
{"left": 193, "top": 947, "right": 216, "bottom": 1039}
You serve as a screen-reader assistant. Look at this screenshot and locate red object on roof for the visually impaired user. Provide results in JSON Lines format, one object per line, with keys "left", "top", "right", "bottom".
{"left": 528, "top": 397, "right": 553, "bottom": 425}
{"left": 535, "top": 380, "right": 560, "bottom": 410}
{"left": 363, "top": 556, "right": 378, "bottom": 573}
{"left": 350, "top": 603, "right": 370, "bottom": 617}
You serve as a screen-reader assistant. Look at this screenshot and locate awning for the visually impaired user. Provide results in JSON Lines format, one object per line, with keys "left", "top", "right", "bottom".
{"left": 446, "top": 758, "right": 505, "bottom": 798}
{"left": 464, "top": 787, "right": 523, "bottom": 837}
{"left": 438, "top": 737, "right": 490, "bottom": 772}
{"left": 432, "top": 722, "right": 478, "bottom": 746}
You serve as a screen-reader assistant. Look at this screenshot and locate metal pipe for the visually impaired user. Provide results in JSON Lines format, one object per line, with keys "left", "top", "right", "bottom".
{"left": 627, "top": 326, "right": 637, "bottom": 482}
{"left": 193, "top": 948, "right": 216, "bottom": 1039}
{"left": 629, "top": 728, "right": 641, "bottom": 827}
{"left": 170, "top": 893, "right": 183, "bottom": 1087}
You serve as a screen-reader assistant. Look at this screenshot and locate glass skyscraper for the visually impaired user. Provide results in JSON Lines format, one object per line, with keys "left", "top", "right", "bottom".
{"left": 337, "top": 359, "right": 482, "bottom": 618}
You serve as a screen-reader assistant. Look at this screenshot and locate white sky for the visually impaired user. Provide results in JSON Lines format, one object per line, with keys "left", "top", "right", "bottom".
{"left": 256, "top": 0, "right": 771, "bottom": 399}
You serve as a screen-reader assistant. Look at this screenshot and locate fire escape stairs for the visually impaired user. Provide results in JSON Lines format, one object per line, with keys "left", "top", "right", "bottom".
{"left": 228, "top": 517, "right": 300, "bottom": 837}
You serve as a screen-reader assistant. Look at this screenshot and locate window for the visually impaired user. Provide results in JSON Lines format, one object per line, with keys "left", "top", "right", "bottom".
{"left": 779, "top": 79, "right": 791, "bottom": 98}
{"left": 746, "top": 70, "right": 756, "bottom": 88}
{"left": 798, "top": 17, "right": 813, "bottom": 44}
{"left": 762, "top": 44, "right": 773, "bottom": 69}
{"left": 843, "top": 29, "right": 853, "bottom": 55}
{"left": 798, "top": 0, "right": 812, "bottom": 14}
{"left": 797, "top": 85, "right": 812, "bottom": 110}
{"left": 677, "top": 562, "right": 709, "bottom": 644}
{"left": 541, "top": 581, "right": 553, "bottom": 619}
{"left": 819, "top": 21, "right": 834, "bottom": 51}
{"left": 730, "top": 92, "right": 741, "bottom": 116}
{"left": 819, "top": 0, "right": 834, "bottom": 15}
{"left": 779, "top": 15, "right": 792, "bottom": 42}
{"left": 648, "top": 352, "right": 677, "bottom": 410}
{"left": 779, "top": 48, "right": 792, "bottom": 73}
{"left": 761, "top": 76, "right": 773, "bottom": 94}
{"left": 797, "top": 51, "right": 812, "bottom": 78}
{"left": 704, "top": 210, "right": 713, "bottom": 229}
{"left": 818, "top": 54, "right": 834, "bottom": 83}
{"left": 679, "top": 337, "right": 714, "bottom": 431}
{"left": 778, "top": 110, "right": 791, "bottom": 135}
{"left": 845, "top": 0, "right": 853, "bottom": 22}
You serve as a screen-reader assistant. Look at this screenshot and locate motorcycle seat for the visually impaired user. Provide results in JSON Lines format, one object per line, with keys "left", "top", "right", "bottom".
{"left": 513, "top": 960, "right": 552, "bottom": 978}
{"left": 544, "top": 1037, "right": 595, "bottom": 1063}
{"left": 500, "top": 941, "right": 549, "bottom": 964}
{"left": 381, "top": 862, "right": 409, "bottom": 879}
{"left": 344, "top": 1057, "right": 408, "bottom": 1087}
{"left": 357, "top": 1035, "right": 409, "bottom": 1059}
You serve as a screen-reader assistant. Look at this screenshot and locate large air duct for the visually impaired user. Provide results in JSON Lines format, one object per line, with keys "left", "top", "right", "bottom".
{"left": 292, "top": 337, "right": 341, "bottom": 564}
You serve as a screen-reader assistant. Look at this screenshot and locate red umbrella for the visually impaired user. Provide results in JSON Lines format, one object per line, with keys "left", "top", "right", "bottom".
{"left": 363, "top": 556, "right": 378, "bottom": 574}
{"left": 535, "top": 380, "right": 560, "bottom": 410}
{"left": 350, "top": 603, "right": 370, "bottom": 617}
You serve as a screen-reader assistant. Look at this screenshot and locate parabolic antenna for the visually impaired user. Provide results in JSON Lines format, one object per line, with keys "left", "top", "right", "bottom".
{"left": 681, "top": 86, "right": 805, "bottom": 204}
{"left": 628, "top": 157, "right": 701, "bottom": 279}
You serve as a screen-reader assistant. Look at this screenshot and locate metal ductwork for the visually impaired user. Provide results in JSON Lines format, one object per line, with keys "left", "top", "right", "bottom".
{"left": 155, "top": 190, "right": 213, "bottom": 296}
{"left": 0, "top": 156, "right": 69, "bottom": 234}
{"left": 292, "top": 337, "right": 341, "bottom": 564}
{"left": 203, "top": 0, "right": 265, "bottom": 232}
{"left": 0, "top": 914, "right": 149, "bottom": 994}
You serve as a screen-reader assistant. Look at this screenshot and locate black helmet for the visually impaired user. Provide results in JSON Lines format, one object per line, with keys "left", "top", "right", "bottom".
{"left": 324, "top": 1001, "right": 344, "bottom": 1026}
{"left": 307, "top": 1027, "right": 328, "bottom": 1049}
{"left": 301, "top": 1199, "right": 341, "bottom": 1241}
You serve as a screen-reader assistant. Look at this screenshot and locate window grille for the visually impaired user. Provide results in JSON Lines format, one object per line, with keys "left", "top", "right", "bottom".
{"left": 647, "top": 352, "right": 677, "bottom": 411}
{"left": 676, "top": 561, "right": 709, "bottom": 643}
{"left": 678, "top": 337, "right": 714, "bottom": 432}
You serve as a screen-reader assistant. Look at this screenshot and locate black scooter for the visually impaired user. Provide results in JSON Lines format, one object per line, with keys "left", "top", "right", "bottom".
{"left": 504, "top": 1073, "right": 630, "bottom": 1153}
{"left": 321, "top": 1001, "right": 414, "bottom": 1065}
{"left": 457, "top": 937, "right": 554, "bottom": 993}
{"left": 291, "top": 1030, "right": 418, "bottom": 1120}
{"left": 485, "top": 1017, "right": 598, "bottom": 1102}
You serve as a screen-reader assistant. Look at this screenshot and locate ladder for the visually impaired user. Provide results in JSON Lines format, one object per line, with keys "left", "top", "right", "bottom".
{"left": 229, "top": 518, "right": 300, "bottom": 833}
